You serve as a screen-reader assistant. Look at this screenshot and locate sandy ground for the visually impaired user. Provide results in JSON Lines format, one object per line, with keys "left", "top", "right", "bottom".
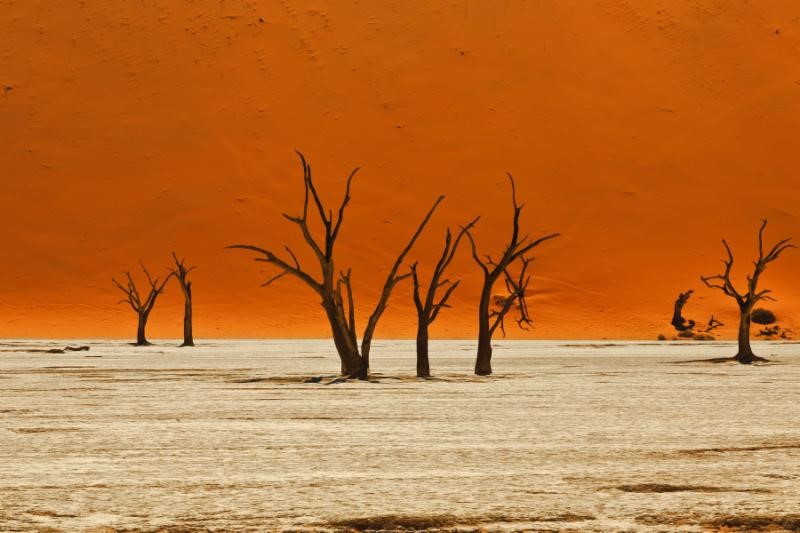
{"left": 1, "top": 339, "right": 799, "bottom": 532}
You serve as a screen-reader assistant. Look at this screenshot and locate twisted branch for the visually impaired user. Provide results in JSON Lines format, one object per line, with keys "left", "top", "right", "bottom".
{"left": 701, "top": 219, "right": 794, "bottom": 309}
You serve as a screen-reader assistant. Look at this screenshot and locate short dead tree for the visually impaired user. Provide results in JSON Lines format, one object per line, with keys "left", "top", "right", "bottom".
{"left": 113, "top": 262, "right": 173, "bottom": 346}
{"left": 700, "top": 219, "right": 794, "bottom": 363}
{"left": 703, "top": 315, "right": 725, "bottom": 333}
{"left": 670, "top": 290, "right": 695, "bottom": 331}
{"left": 756, "top": 325, "right": 781, "bottom": 338}
{"left": 228, "top": 151, "right": 442, "bottom": 379}
{"left": 169, "top": 252, "right": 196, "bottom": 347}
{"left": 410, "top": 218, "right": 479, "bottom": 378}
{"left": 464, "top": 174, "right": 560, "bottom": 375}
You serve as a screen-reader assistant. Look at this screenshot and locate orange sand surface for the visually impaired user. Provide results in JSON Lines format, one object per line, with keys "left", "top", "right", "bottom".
{"left": 2, "top": 1, "right": 800, "bottom": 340}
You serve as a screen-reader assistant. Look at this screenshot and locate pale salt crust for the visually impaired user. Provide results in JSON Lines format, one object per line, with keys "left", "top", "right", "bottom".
{"left": 0, "top": 339, "right": 798, "bottom": 531}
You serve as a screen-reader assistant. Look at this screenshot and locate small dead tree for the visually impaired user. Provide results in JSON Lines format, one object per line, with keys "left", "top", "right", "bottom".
{"left": 169, "top": 252, "right": 196, "bottom": 347}
{"left": 113, "top": 262, "right": 173, "bottom": 346}
{"left": 671, "top": 290, "right": 695, "bottom": 331}
{"left": 410, "top": 218, "right": 479, "bottom": 378}
{"left": 229, "top": 151, "right": 442, "bottom": 379}
{"left": 756, "top": 325, "right": 781, "bottom": 338}
{"left": 464, "top": 174, "right": 560, "bottom": 375}
{"left": 700, "top": 219, "right": 794, "bottom": 363}
{"left": 704, "top": 315, "right": 725, "bottom": 333}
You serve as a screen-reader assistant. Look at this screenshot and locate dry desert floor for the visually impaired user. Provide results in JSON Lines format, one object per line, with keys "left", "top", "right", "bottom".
{"left": 1, "top": 340, "right": 800, "bottom": 531}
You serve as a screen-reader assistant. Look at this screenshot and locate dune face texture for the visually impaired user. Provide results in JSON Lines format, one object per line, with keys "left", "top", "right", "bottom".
{"left": 2, "top": 1, "right": 800, "bottom": 340}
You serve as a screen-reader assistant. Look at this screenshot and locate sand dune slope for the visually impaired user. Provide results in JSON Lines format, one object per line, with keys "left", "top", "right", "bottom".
{"left": 2, "top": 1, "right": 800, "bottom": 339}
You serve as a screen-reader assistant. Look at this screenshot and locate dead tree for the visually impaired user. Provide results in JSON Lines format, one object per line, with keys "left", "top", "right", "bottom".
{"left": 169, "top": 252, "right": 196, "bottom": 347}
{"left": 228, "top": 151, "right": 442, "bottom": 379}
{"left": 700, "top": 219, "right": 794, "bottom": 363}
{"left": 410, "top": 218, "right": 479, "bottom": 378}
{"left": 671, "top": 290, "right": 695, "bottom": 331}
{"left": 464, "top": 174, "right": 560, "bottom": 375}
{"left": 113, "top": 262, "right": 173, "bottom": 346}
{"left": 704, "top": 315, "right": 725, "bottom": 333}
{"left": 756, "top": 325, "right": 781, "bottom": 338}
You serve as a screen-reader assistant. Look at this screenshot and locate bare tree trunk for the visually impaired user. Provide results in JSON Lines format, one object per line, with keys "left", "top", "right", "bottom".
{"left": 359, "top": 342, "right": 372, "bottom": 380}
{"left": 416, "top": 320, "right": 430, "bottom": 378}
{"left": 322, "top": 301, "right": 363, "bottom": 377}
{"left": 181, "top": 290, "right": 194, "bottom": 347}
{"left": 475, "top": 338, "right": 493, "bottom": 375}
{"left": 170, "top": 253, "right": 196, "bottom": 348}
{"left": 671, "top": 290, "right": 695, "bottom": 331}
{"left": 736, "top": 307, "right": 755, "bottom": 363}
{"left": 475, "top": 287, "right": 493, "bottom": 375}
{"left": 136, "top": 313, "right": 149, "bottom": 346}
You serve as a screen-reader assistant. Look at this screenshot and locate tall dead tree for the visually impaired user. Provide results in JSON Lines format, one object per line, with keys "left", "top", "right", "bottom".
{"left": 169, "top": 252, "right": 196, "bottom": 347}
{"left": 410, "top": 218, "right": 479, "bottom": 378}
{"left": 113, "top": 262, "right": 173, "bottom": 346}
{"left": 700, "top": 219, "right": 794, "bottom": 364}
{"left": 671, "top": 289, "right": 695, "bottom": 331}
{"left": 228, "top": 151, "right": 442, "bottom": 379}
{"left": 464, "top": 174, "right": 560, "bottom": 375}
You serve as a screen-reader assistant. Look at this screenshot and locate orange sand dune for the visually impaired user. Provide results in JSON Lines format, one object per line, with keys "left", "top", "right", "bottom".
{"left": 2, "top": 1, "right": 800, "bottom": 340}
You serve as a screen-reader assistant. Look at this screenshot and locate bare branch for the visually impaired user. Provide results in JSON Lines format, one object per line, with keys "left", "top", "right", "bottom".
{"left": 305, "top": 167, "right": 331, "bottom": 230}
{"left": 330, "top": 167, "right": 359, "bottom": 246}
{"left": 284, "top": 246, "right": 301, "bottom": 270}
{"left": 261, "top": 271, "right": 288, "bottom": 287}
{"left": 489, "top": 257, "right": 533, "bottom": 336}
{"left": 282, "top": 213, "right": 326, "bottom": 263}
{"left": 704, "top": 315, "right": 725, "bottom": 333}
{"left": 512, "top": 232, "right": 562, "bottom": 261}
{"left": 463, "top": 227, "right": 488, "bottom": 274}
{"left": 410, "top": 262, "right": 424, "bottom": 315}
{"left": 430, "top": 280, "right": 460, "bottom": 324}
{"left": 139, "top": 260, "right": 157, "bottom": 289}
{"left": 226, "top": 244, "right": 322, "bottom": 294}
{"left": 413, "top": 215, "right": 478, "bottom": 335}
{"left": 361, "top": 195, "right": 445, "bottom": 359}
{"left": 702, "top": 219, "right": 793, "bottom": 311}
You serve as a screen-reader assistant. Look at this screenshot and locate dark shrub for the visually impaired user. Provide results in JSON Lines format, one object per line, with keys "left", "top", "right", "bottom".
{"left": 751, "top": 308, "right": 777, "bottom": 325}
